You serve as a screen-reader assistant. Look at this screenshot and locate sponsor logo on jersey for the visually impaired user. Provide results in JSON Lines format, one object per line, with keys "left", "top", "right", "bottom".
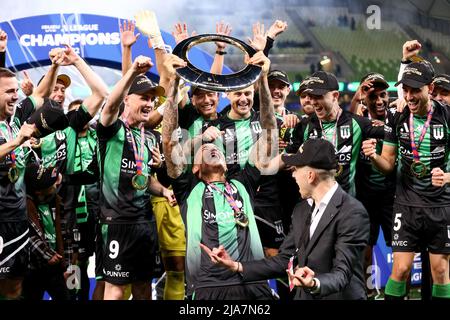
{"left": 103, "top": 267, "right": 130, "bottom": 278}
{"left": 0, "top": 267, "right": 11, "bottom": 274}
{"left": 336, "top": 145, "right": 352, "bottom": 163}
{"left": 392, "top": 240, "right": 408, "bottom": 247}
{"left": 202, "top": 209, "right": 234, "bottom": 224}
{"left": 224, "top": 129, "right": 235, "bottom": 143}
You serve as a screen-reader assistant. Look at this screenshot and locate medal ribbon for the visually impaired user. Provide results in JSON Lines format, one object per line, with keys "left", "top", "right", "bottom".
{"left": 207, "top": 181, "right": 242, "bottom": 216}
{"left": 0, "top": 122, "right": 17, "bottom": 169}
{"left": 409, "top": 105, "right": 433, "bottom": 163}
{"left": 319, "top": 108, "right": 342, "bottom": 147}
{"left": 123, "top": 120, "right": 145, "bottom": 175}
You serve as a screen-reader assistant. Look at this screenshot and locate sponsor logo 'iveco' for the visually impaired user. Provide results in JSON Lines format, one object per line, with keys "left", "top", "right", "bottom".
{"left": 0, "top": 267, "right": 11, "bottom": 273}
{"left": 392, "top": 240, "right": 408, "bottom": 247}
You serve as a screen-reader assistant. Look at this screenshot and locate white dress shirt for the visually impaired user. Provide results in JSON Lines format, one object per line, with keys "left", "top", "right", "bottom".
{"left": 307, "top": 182, "right": 339, "bottom": 239}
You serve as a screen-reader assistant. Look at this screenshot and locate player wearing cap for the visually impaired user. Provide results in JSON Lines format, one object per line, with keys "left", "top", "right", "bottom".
{"left": 254, "top": 70, "right": 298, "bottom": 257}
{"left": 0, "top": 47, "right": 71, "bottom": 299}
{"left": 362, "top": 62, "right": 450, "bottom": 300}
{"left": 431, "top": 74, "right": 450, "bottom": 106}
{"left": 98, "top": 55, "right": 180, "bottom": 300}
{"left": 349, "top": 73, "right": 396, "bottom": 297}
{"left": 295, "top": 76, "right": 315, "bottom": 118}
{"left": 201, "top": 138, "right": 370, "bottom": 300}
{"left": 21, "top": 163, "right": 70, "bottom": 300}
{"left": 286, "top": 71, "right": 384, "bottom": 196}
{"left": 163, "top": 50, "right": 278, "bottom": 300}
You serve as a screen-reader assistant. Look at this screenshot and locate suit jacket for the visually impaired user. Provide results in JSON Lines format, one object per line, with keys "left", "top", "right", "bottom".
{"left": 242, "top": 185, "right": 370, "bottom": 300}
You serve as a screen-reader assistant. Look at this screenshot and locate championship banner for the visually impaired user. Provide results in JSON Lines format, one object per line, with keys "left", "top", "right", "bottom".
{"left": 0, "top": 13, "right": 233, "bottom": 110}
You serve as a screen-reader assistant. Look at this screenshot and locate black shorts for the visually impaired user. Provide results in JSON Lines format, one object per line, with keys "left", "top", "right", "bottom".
{"left": 94, "top": 221, "right": 104, "bottom": 280}
{"left": 0, "top": 221, "right": 29, "bottom": 279}
{"left": 100, "top": 222, "right": 158, "bottom": 285}
{"left": 194, "top": 282, "right": 274, "bottom": 300}
{"left": 391, "top": 203, "right": 450, "bottom": 254}
{"left": 253, "top": 205, "right": 286, "bottom": 249}
{"left": 357, "top": 194, "right": 393, "bottom": 246}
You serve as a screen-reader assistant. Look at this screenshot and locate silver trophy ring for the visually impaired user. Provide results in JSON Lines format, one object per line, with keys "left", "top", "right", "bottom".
{"left": 172, "top": 34, "right": 262, "bottom": 92}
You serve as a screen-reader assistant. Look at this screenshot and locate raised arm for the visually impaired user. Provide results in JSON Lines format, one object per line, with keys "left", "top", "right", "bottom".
{"left": 120, "top": 20, "right": 140, "bottom": 76}
{"left": 60, "top": 45, "right": 109, "bottom": 116}
{"left": 161, "top": 55, "right": 188, "bottom": 179}
{"left": 397, "top": 40, "right": 421, "bottom": 99}
{"left": 247, "top": 51, "right": 278, "bottom": 172}
{"left": 100, "top": 55, "right": 153, "bottom": 127}
{"left": 210, "top": 21, "right": 232, "bottom": 75}
{"left": 30, "top": 48, "right": 66, "bottom": 107}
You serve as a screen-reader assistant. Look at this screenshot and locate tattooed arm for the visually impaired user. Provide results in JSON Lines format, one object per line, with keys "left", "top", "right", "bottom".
{"left": 248, "top": 51, "right": 278, "bottom": 172}
{"left": 161, "top": 55, "right": 188, "bottom": 179}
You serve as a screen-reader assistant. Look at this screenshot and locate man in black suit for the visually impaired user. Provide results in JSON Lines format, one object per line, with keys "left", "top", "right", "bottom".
{"left": 201, "top": 138, "right": 370, "bottom": 300}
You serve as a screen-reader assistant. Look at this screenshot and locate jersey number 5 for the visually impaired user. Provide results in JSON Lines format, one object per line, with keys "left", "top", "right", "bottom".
{"left": 393, "top": 213, "right": 402, "bottom": 232}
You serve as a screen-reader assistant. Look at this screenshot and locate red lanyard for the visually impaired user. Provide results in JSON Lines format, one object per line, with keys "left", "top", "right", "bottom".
{"left": 207, "top": 181, "right": 241, "bottom": 215}
{"left": 319, "top": 108, "right": 342, "bottom": 147}
{"left": 123, "top": 119, "right": 145, "bottom": 175}
{"left": 409, "top": 105, "right": 433, "bottom": 163}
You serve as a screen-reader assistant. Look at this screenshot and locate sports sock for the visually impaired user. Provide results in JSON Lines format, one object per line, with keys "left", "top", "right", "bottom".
{"left": 164, "top": 271, "right": 185, "bottom": 300}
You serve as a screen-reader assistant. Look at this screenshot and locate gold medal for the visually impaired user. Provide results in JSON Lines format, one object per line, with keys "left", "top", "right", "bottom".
{"left": 235, "top": 211, "right": 249, "bottom": 228}
{"left": 132, "top": 173, "right": 148, "bottom": 191}
{"left": 410, "top": 161, "right": 427, "bottom": 179}
{"left": 8, "top": 167, "right": 19, "bottom": 183}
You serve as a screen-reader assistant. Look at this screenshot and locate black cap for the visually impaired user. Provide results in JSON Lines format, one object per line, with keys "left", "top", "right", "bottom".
{"left": 360, "top": 72, "right": 389, "bottom": 89}
{"left": 281, "top": 139, "right": 337, "bottom": 170}
{"left": 295, "top": 75, "right": 311, "bottom": 96}
{"left": 433, "top": 74, "right": 450, "bottom": 91}
{"left": 295, "top": 71, "right": 339, "bottom": 96}
{"left": 27, "top": 99, "right": 69, "bottom": 138}
{"left": 268, "top": 70, "right": 290, "bottom": 86}
{"left": 395, "top": 62, "right": 434, "bottom": 89}
{"left": 25, "top": 163, "right": 59, "bottom": 193}
{"left": 128, "top": 75, "right": 165, "bottom": 97}
{"left": 190, "top": 85, "right": 217, "bottom": 97}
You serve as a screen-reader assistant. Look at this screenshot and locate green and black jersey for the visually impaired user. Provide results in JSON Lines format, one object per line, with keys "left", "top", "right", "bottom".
{"left": 356, "top": 112, "right": 396, "bottom": 198}
{"left": 179, "top": 102, "right": 220, "bottom": 138}
{"left": 286, "top": 110, "right": 384, "bottom": 196}
{"left": 384, "top": 101, "right": 450, "bottom": 207}
{"left": 218, "top": 110, "right": 262, "bottom": 176}
{"left": 64, "top": 127, "right": 99, "bottom": 224}
{"left": 254, "top": 113, "right": 291, "bottom": 208}
{"left": 172, "top": 163, "right": 265, "bottom": 296}
{"left": 97, "top": 119, "right": 158, "bottom": 224}
{"left": 39, "top": 105, "right": 93, "bottom": 174}
{"left": 356, "top": 138, "right": 396, "bottom": 197}
{"left": 0, "top": 97, "right": 36, "bottom": 222}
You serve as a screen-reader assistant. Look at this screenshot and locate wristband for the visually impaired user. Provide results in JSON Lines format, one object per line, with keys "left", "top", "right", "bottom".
{"left": 216, "top": 50, "right": 227, "bottom": 55}
{"left": 401, "top": 59, "right": 412, "bottom": 64}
